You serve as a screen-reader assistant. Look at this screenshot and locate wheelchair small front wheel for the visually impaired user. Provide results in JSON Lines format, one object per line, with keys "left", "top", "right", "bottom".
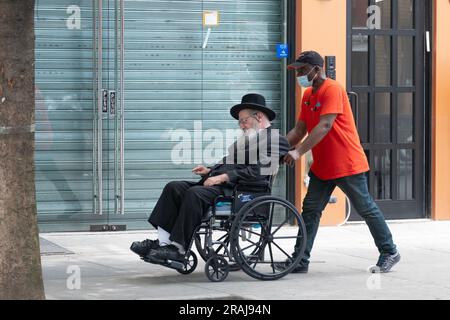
{"left": 194, "top": 231, "right": 242, "bottom": 272}
{"left": 177, "top": 251, "right": 198, "bottom": 275}
{"left": 205, "top": 256, "right": 229, "bottom": 282}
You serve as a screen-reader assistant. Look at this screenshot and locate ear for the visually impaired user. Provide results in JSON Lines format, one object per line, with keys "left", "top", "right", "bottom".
{"left": 256, "top": 112, "right": 263, "bottom": 121}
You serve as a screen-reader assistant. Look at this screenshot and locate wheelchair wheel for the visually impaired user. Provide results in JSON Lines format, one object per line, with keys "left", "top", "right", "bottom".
{"left": 176, "top": 251, "right": 198, "bottom": 275}
{"left": 194, "top": 231, "right": 241, "bottom": 272}
{"left": 205, "top": 256, "right": 229, "bottom": 282}
{"left": 229, "top": 196, "right": 307, "bottom": 281}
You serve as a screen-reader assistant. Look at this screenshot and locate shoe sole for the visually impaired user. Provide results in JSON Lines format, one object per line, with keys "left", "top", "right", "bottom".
{"left": 291, "top": 269, "right": 308, "bottom": 274}
{"left": 144, "top": 255, "right": 166, "bottom": 264}
{"left": 273, "top": 262, "right": 308, "bottom": 274}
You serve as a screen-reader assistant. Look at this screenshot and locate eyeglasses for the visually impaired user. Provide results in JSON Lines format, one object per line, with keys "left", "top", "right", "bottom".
{"left": 238, "top": 113, "right": 258, "bottom": 125}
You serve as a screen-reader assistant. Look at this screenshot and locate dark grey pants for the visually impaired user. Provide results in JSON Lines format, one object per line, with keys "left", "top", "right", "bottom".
{"left": 148, "top": 181, "right": 223, "bottom": 250}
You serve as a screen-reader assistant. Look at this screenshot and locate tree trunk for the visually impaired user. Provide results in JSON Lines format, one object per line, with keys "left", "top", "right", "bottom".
{"left": 0, "top": 0, "right": 45, "bottom": 299}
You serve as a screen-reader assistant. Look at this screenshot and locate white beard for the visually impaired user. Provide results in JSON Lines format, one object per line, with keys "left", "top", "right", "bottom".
{"left": 242, "top": 127, "right": 258, "bottom": 138}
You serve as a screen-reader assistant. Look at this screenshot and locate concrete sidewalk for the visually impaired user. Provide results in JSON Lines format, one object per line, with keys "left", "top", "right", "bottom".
{"left": 40, "top": 220, "right": 450, "bottom": 300}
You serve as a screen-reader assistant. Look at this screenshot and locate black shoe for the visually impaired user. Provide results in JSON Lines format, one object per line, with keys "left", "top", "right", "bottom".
{"left": 147, "top": 244, "right": 184, "bottom": 262}
{"left": 291, "top": 264, "right": 309, "bottom": 273}
{"left": 273, "top": 259, "right": 309, "bottom": 274}
{"left": 370, "top": 251, "right": 401, "bottom": 273}
{"left": 130, "top": 239, "right": 159, "bottom": 257}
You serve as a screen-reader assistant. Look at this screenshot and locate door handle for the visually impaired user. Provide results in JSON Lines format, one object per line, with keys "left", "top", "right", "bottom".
{"left": 109, "top": 90, "right": 116, "bottom": 115}
{"left": 102, "top": 89, "right": 108, "bottom": 114}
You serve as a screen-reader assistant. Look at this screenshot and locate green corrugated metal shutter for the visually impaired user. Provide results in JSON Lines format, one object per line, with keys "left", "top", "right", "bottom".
{"left": 35, "top": 0, "right": 287, "bottom": 231}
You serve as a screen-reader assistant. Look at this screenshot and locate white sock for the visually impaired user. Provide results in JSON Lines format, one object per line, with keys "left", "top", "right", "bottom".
{"left": 171, "top": 241, "right": 185, "bottom": 254}
{"left": 157, "top": 227, "right": 171, "bottom": 246}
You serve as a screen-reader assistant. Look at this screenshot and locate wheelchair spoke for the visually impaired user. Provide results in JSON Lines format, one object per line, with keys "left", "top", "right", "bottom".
{"left": 256, "top": 216, "right": 269, "bottom": 233}
{"left": 271, "top": 215, "right": 290, "bottom": 236}
{"left": 248, "top": 208, "right": 271, "bottom": 235}
{"left": 250, "top": 257, "right": 258, "bottom": 270}
{"left": 239, "top": 247, "right": 262, "bottom": 269}
{"left": 239, "top": 226, "right": 262, "bottom": 238}
{"left": 267, "top": 242, "right": 276, "bottom": 274}
{"left": 253, "top": 209, "right": 271, "bottom": 236}
{"left": 268, "top": 202, "right": 275, "bottom": 232}
{"left": 216, "top": 233, "right": 228, "bottom": 243}
{"left": 271, "top": 241, "right": 293, "bottom": 260}
{"left": 272, "top": 235, "right": 304, "bottom": 240}
{"left": 240, "top": 241, "right": 258, "bottom": 252}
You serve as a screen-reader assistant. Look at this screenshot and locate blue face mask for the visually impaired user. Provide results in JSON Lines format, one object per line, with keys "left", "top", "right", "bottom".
{"left": 297, "top": 68, "right": 318, "bottom": 88}
{"left": 297, "top": 75, "right": 313, "bottom": 88}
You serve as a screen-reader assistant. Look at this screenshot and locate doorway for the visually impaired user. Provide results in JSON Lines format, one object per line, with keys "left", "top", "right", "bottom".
{"left": 347, "top": 0, "right": 429, "bottom": 220}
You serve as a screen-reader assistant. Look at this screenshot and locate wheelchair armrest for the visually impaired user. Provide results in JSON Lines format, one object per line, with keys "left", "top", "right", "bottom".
{"left": 213, "top": 195, "right": 234, "bottom": 204}
{"left": 234, "top": 180, "right": 271, "bottom": 193}
{"left": 235, "top": 180, "right": 269, "bottom": 187}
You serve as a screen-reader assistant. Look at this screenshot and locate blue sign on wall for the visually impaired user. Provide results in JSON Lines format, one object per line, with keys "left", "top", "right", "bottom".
{"left": 276, "top": 44, "right": 289, "bottom": 58}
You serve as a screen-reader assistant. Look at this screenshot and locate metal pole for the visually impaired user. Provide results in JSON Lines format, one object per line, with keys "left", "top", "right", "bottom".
{"left": 97, "top": 0, "right": 103, "bottom": 215}
{"left": 92, "top": 0, "right": 98, "bottom": 214}
{"left": 114, "top": 0, "right": 119, "bottom": 214}
{"left": 120, "top": 0, "right": 125, "bottom": 215}
{"left": 282, "top": 0, "right": 288, "bottom": 136}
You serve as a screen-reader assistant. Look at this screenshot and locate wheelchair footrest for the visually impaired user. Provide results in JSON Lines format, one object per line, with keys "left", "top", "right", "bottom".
{"left": 143, "top": 256, "right": 185, "bottom": 271}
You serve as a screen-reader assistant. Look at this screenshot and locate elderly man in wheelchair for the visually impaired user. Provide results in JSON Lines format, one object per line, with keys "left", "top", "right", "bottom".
{"left": 131, "top": 93, "right": 307, "bottom": 281}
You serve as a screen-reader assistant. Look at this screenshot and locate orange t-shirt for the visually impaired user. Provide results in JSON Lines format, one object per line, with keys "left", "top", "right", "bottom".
{"left": 299, "top": 79, "right": 369, "bottom": 180}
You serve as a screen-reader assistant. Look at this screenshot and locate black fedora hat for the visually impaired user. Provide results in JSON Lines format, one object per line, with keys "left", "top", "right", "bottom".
{"left": 230, "top": 93, "right": 276, "bottom": 121}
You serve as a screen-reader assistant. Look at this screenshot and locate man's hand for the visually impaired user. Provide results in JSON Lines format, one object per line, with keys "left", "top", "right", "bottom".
{"left": 192, "top": 165, "right": 211, "bottom": 176}
{"left": 203, "top": 174, "right": 229, "bottom": 187}
{"left": 283, "top": 149, "right": 301, "bottom": 167}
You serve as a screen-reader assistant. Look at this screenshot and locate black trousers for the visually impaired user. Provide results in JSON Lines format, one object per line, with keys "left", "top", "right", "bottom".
{"left": 148, "top": 181, "right": 223, "bottom": 250}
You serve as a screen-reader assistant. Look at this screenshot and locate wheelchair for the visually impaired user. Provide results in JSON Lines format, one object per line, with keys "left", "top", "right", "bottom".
{"left": 145, "top": 176, "right": 307, "bottom": 282}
